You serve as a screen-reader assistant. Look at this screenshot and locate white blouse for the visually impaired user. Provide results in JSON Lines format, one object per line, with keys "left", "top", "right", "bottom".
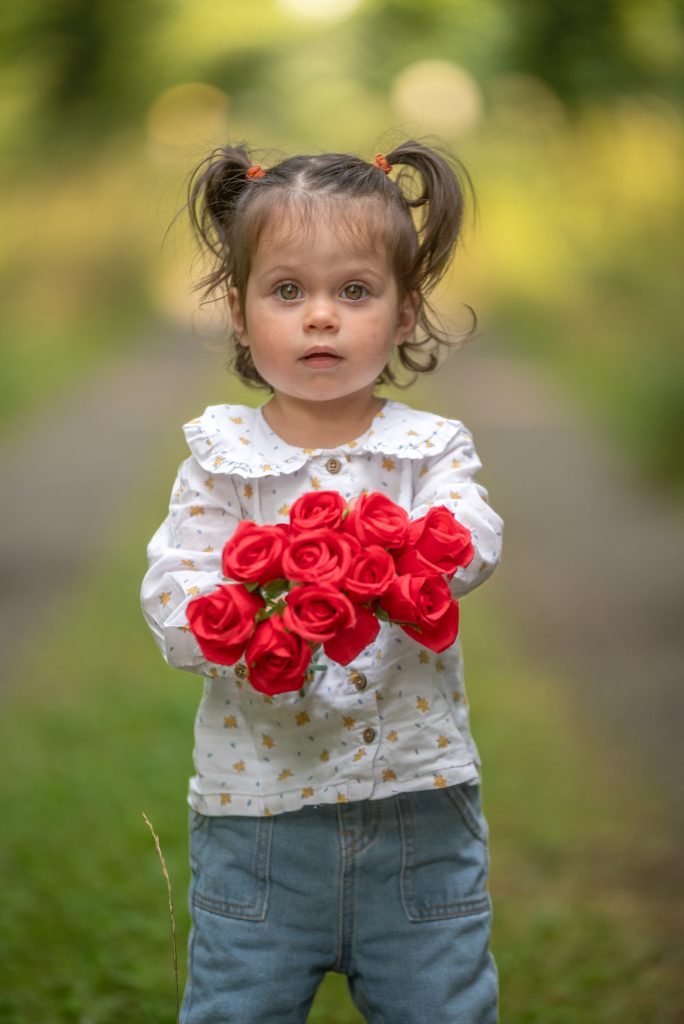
{"left": 141, "top": 399, "right": 503, "bottom": 817}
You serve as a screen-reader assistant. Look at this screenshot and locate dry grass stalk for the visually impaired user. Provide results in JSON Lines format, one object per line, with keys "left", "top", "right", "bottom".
{"left": 143, "top": 813, "right": 180, "bottom": 1024}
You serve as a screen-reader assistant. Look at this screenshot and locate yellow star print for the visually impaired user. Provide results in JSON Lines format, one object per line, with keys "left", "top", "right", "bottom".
{"left": 244, "top": 484, "right": 253, "bottom": 499}
{"left": 278, "top": 769, "right": 292, "bottom": 781}
{"left": 342, "top": 716, "right": 356, "bottom": 730}
{"left": 302, "top": 787, "right": 314, "bottom": 799}
{"left": 223, "top": 716, "right": 237, "bottom": 728}
{"left": 295, "top": 711, "right": 311, "bottom": 726}
{"left": 262, "top": 734, "right": 275, "bottom": 749}
{"left": 434, "top": 774, "right": 448, "bottom": 789}
{"left": 233, "top": 761, "right": 246, "bottom": 773}
{"left": 383, "top": 769, "right": 397, "bottom": 782}
{"left": 437, "top": 735, "right": 449, "bottom": 749}
{"left": 387, "top": 731, "right": 398, "bottom": 742}
{"left": 190, "top": 506, "right": 205, "bottom": 516}
{"left": 353, "top": 748, "right": 367, "bottom": 762}
{"left": 159, "top": 592, "right": 171, "bottom": 606}
{"left": 382, "top": 457, "right": 396, "bottom": 471}
{"left": 220, "top": 793, "right": 232, "bottom": 805}
{"left": 416, "top": 697, "right": 430, "bottom": 713}
{"left": 320, "top": 750, "right": 330, "bottom": 763}
{"left": 419, "top": 650, "right": 430, "bottom": 665}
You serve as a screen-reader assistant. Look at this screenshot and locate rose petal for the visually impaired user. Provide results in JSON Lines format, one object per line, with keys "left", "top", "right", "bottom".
{"left": 323, "top": 604, "right": 380, "bottom": 665}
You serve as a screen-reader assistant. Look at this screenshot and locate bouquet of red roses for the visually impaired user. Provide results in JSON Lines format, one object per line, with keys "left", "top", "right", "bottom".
{"left": 186, "top": 491, "right": 474, "bottom": 696}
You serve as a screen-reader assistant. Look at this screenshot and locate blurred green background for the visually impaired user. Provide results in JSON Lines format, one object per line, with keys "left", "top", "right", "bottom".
{"left": 2, "top": 0, "right": 682, "bottom": 482}
{"left": 1, "top": 2, "right": 682, "bottom": 1022}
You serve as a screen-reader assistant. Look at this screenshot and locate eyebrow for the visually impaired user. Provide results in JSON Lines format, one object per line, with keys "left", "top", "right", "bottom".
{"left": 257, "top": 264, "right": 385, "bottom": 280}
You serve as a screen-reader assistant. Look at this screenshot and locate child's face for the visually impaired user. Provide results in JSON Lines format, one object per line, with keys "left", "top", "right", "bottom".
{"left": 228, "top": 212, "right": 417, "bottom": 410}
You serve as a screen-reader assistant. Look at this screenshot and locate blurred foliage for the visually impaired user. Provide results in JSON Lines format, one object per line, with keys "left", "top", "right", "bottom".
{"left": 0, "top": 0, "right": 682, "bottom": 487}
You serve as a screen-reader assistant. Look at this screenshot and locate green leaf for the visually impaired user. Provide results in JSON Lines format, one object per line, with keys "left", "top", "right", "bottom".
{"left": 261, "top": 578, "right": 288, "bottom": 597}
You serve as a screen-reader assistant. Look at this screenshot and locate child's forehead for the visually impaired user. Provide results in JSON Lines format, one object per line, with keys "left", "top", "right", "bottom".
{"left": 253, "top": 199, "right": 387, "bottom": 260}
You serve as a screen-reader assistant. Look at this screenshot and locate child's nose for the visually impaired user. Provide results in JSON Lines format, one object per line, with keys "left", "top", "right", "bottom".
{"left": 303, "top": 296, "right": 339, "bottom": 331}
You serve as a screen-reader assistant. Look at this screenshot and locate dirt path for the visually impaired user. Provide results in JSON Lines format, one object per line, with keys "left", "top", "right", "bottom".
{"left": 430, "top": 345, "right": 684, "bottom": 819}
{"left": 0, "top": 323, "right": 210, "bottom": 686}
{"left": 2, "top": 329, "right": 683, "bottom": 816}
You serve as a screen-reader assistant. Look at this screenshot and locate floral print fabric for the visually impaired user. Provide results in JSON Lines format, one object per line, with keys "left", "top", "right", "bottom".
{"left": 141, "top": 400, "right": 503, "bottom": 817}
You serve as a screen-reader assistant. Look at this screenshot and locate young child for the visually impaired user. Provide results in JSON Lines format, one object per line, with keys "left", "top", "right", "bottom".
{"left": 141, "top": 140, "right": 503, "bottom": 1023}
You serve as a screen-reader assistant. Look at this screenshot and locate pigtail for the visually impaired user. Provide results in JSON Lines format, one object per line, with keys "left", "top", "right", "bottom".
{"left": 380, "top": 141, "right": 476, "bottom": 384}
{"left": 386, "top": 140, "right": 473, "bottom": 294}
{"left": 186, "top": 144, "right": 254, "bottom": 300}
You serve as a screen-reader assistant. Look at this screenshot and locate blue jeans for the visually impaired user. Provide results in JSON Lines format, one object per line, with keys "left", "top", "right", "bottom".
{"left": 181, "top": 785, "right": 498, "bottom": 1023}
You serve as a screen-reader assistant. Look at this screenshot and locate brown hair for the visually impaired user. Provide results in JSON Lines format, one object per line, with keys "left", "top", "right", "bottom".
{"left": 186, "top": 140, "right": 475, "bottom": 389}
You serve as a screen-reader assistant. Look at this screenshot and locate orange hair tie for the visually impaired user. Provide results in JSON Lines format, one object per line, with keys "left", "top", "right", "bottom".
{"left": 373, "top": 153, "right": 391, "bottom": 174}
{"left": 246, "top": 165, "right": 266, "bottom": 179}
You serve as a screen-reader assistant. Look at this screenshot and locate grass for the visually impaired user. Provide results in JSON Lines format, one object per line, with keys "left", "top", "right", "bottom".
{"left": 0, "top": 455, "right": 681, "bottom": 1022}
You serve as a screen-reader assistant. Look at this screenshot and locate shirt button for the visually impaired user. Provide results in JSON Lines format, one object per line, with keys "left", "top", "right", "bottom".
{"left": 234, "top": 663, "right": 247, "bottom": 680}
{"left": 325, "top": 457, "right": 342, "bottom": 474}
{"left": 349, "top": 671, "right": 367, "bottom": 692}
{"left": 362, "top": 727, "right": 376, "bottom": 744}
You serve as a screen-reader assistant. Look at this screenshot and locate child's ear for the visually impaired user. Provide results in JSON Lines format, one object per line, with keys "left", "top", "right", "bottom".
{"left": 228, "top": 287, "right": 248, "bottom": 344}
{"left": 395, "top": 290, "right": 419, "bottom": 343}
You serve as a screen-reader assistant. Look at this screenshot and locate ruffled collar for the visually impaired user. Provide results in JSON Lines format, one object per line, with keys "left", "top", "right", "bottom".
{"left": 183, "top": 399, "right": 462, "bottom": 479}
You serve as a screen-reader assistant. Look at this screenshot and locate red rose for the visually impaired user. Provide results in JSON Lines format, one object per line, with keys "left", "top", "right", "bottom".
{"left": 379, "top": 574, "right": 460, "bottom": 652}
{"left": 323, "top": 603, "right": 380, "bottom": 665}
{"left": 344, "top": 545, "right": 396, "bottom": 602}
{"left": 187, "top": 584, "right": 264, "bottom": 665}
{"left": 222, "top": 521, "right": 288, "bottom": 584}
{"left": 282, "top": 583, "right": 356, "bottom": 642}
{"left": 343, "top": 492, "right": 409, "bottom": 549}
{"left": 396, "top": 507, "right": 474, "bottom": 578}
{"left": 245, "top": 615, "right": 312, "bottom": 695}
{"left": 289, "top": 490, "right": 347, "bottom": 532}
{"left": 282, "top": 528, "right": 358, "bottom": 585}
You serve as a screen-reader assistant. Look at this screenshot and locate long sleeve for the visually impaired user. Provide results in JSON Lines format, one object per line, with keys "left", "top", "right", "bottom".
{"left": 410, "top": 423, "right": 503, "bottom": 599}
{"left": 140, "top": 457, "right": 242, "bottom": 674}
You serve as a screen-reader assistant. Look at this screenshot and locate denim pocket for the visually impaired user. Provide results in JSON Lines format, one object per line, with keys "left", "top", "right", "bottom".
{"left": 189, "top": 812, "right": 273, "bottom": 921}
{"left": 397, "top": 785, "right": 491, "bottom": 922}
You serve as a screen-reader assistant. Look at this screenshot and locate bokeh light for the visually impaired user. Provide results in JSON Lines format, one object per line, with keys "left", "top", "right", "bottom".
{"left": 391, "top": 59, "right": 483, "bottom": 138}
{"left": 146, "top": 82, "right": 230, "bottom": 158}
{"left": 278, "top": 0, "right": 361, "bottom": 21}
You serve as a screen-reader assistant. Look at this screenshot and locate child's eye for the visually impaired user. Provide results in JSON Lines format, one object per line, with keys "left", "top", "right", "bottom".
{"left": 276, "top": 283, "right": 301, "bottom": 301}
{"left": 341, "top": 283, "right": 368, "bottom": 301}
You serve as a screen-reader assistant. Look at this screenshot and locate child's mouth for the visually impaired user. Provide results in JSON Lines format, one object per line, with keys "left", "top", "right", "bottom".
{"left": 301, "top": 351, "right": 342, "bottom": 368}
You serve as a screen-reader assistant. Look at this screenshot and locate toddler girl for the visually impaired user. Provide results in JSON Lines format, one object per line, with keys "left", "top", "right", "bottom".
{"left": 141, "top": 140, "right": 503, "bottom": 1023}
